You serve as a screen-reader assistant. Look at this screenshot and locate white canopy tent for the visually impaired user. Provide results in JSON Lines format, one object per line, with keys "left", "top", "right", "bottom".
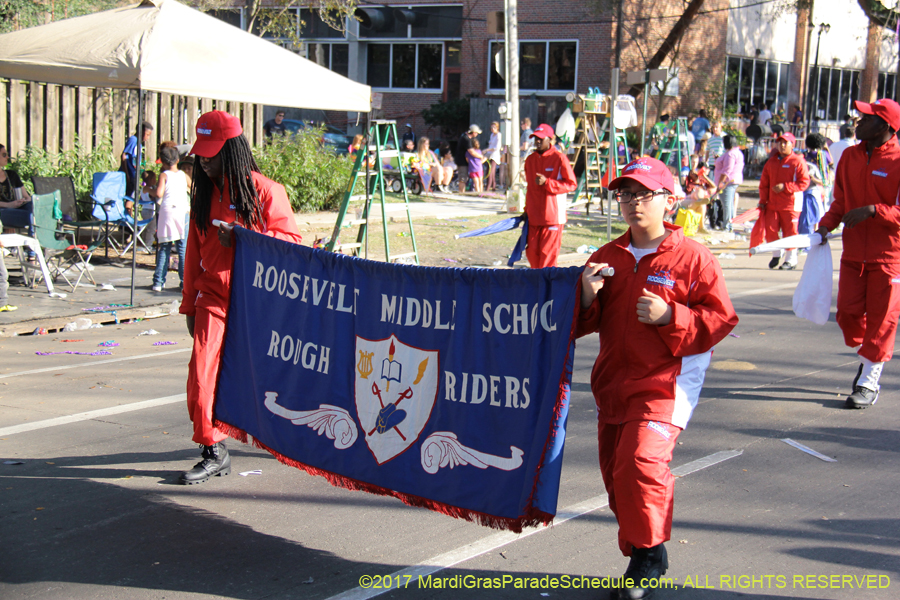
{"left": 0, "top": 0, "right": 370, "bottom": 303}
{"left": 0, "top": 0, "right": 371, "bottom": 111}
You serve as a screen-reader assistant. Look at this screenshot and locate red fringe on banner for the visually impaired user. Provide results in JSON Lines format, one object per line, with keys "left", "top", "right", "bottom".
{"left": 213, "top": 418, "right": 556, "bottom": 533}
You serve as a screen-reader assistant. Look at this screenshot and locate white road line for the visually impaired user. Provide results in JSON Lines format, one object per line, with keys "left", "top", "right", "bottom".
{"left": 729, "top": 273, "right": 838, "bottom": 299}
{"left": 0, "top": 348, "right": 190, "bottom": 380}
{"left": 0, "top": 394, "right": 186, "bottom": 437}
{"left": 324, "top": 449, "right": 744, "bottom": 600}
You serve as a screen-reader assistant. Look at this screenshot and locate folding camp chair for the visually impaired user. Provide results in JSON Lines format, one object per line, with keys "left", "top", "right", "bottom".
{"left": 32, "top": 175, "right": 103, "bottom": 244}
{"left": 30, "top": 191, "right": 100, "bottom": 291}
{"left": 119, "top": 200, "right": 155, "bottom": 254}
{"left": 90, "top": 172, "right": 131, "bottom": 257}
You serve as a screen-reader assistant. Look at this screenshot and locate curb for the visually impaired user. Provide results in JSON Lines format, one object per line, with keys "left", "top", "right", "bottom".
{"left": 0, "top": 302, "right": 178, "bottom": 338}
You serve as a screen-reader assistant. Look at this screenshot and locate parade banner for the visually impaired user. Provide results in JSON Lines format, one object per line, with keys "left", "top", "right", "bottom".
{"left": 214, "top": 228, "right": 582, "bottom": 531}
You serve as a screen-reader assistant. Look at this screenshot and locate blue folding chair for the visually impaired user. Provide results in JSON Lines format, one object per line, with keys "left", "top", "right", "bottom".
{"left": 90, "top": 172, "right": 131, "bottom": 257}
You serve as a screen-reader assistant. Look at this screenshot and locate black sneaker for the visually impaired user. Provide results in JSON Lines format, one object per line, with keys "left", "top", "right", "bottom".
{"left": 768, "top": 256, "right": 780, "bottom": 269}
{"left": 178, "top": 442, "right": 231, "bottom": 484}
{"left": 617, "top": 544, "right": 668, "bottom": 600}
{"left": 846, "top": 386, "right": 878, "bottom": 409}
{"left": 778, "top": 262, "right": 797, "bottom": 270}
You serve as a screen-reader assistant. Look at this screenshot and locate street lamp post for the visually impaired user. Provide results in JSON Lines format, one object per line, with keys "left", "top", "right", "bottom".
{"left": 806, "top": 22, "right": 831, "bottom": 135}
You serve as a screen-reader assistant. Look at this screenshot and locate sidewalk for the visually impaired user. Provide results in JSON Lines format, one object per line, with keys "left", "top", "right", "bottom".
{"left": 1, "top": 184, "right": 762, "bottom": 336}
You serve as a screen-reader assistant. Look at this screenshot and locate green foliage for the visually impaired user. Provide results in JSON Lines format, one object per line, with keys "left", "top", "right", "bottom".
{"left": 9, "top": 137, "right": 118, "bottom": 205}
{"left": 0, "top": 0, "right": 125, "bottom": 33}
{"left": 423, "top": 94, "right": 476, "bottom": 138}
{"left": 252, "top": 127, "right": 352, "bottom": 213}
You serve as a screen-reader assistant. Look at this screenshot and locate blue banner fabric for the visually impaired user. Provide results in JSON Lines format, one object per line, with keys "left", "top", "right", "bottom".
{"left": 213, "top": 228, "right": 582, "bottom": 531}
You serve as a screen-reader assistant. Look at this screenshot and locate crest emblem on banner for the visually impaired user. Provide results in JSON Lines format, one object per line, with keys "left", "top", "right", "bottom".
{"left": 355, "top": 335, "right": 439, "bottom": 464}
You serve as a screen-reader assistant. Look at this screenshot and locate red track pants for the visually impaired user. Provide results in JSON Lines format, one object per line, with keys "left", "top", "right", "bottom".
{"left": 836, "top": 260, "right": 900, "bottom": 363}
{"left": 526, "top": 224, "right": 563, "bottom": 268}
{"left": 764, "top": 208, "right": 799, "bottom": 246}
{"left": 186, "top": 308, "right": 229, "bottom": 445}
{"left": 598, "top": 420, "right": 681, "bottom": 556}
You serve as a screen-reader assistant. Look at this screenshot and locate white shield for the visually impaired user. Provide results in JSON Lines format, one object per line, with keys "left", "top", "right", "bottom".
{"left": 354, "top": 335, "right": 439, "bottom": 464}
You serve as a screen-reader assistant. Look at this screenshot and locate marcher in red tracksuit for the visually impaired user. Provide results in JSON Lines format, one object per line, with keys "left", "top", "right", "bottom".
{"left": 523, "top": 123, "right": 577, "bottom": 268}
{"left": 577, "top": 157, "right": 738, "bottom": 599}
{"left": 816, "top": 99, "right": 900, "bottom": 409}
{"left": 179, "top": 111, "right": 303, "bottom": 484}
{"left": 758, "top": 132, "right": 810, "bottom": 270}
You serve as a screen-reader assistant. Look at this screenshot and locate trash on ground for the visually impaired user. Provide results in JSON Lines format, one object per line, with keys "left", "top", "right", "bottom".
{"left": 36, "top": 350, "right": 113, "bottom": 356}
{"left": 576, "top": 244, "right": 599, "bottom": 254}
{"left": 719, "top": 253, "right": 736, "bottom": 260}
{"left": 139, "top": 329, "right": 159, "bottom": 336}
{"left": 49, "top": 292, "right": 67, "bottom": 299}
{"left": 61, "top": 339, "right": 84, "bottom": 343}
{"left": 782, "top": 438, "right": 836, "bottom": 462}
{"left": 62, "top": 317, "right": 92, "bottom": 332}
{"left": 32, "top": 327, "right": 48, "bottom": 335}
{"left": 98, "top": 341, "right": 119, "bottom": 347}
{"left": 442, "top": 258, "right": 458, "bottom": 263}
{"left": 153, "top": 341, "right": 177, "bottom": 346}
{"left": 239, "top": 470, "right": 262, "bottom": 477}
{"left": 3, "top": 460, "right": 24, "bottom": 465}
{"left": 97, "top": 283, "right": 116, "bottom": 291}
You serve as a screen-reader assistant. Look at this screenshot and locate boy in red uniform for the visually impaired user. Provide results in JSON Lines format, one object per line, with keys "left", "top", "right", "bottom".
{"left": 523, "top": 123, "right": 577, "bottom": 268}
{"left": 577, "top": 157, "right": 738, "bottom": 599}
{"left": 758, "top": 133, "right": 810, "bottom": 270}
{"left": 179, "top": 111, "right": 303, "bottom": 484}
{"left": 816, "top": 99, "right": 900, "bottom": 409}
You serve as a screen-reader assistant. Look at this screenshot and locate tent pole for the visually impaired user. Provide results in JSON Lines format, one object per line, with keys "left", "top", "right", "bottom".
{"left": 131, "top": 89, "right": 143, "bottom": 307}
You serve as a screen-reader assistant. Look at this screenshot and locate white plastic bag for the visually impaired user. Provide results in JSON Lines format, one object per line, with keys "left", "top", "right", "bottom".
{"left": 792, "top": 241, "right": 833, "bottom": 325}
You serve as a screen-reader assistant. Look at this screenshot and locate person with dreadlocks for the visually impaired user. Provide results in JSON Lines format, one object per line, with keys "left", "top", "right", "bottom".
{"left": 179, "top": 111, "right": 302, "bottom": 484}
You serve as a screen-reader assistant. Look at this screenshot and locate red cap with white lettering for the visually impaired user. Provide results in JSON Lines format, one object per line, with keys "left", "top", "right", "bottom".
{"left": 190, "top": 111, "right": 243, "bottom": 157}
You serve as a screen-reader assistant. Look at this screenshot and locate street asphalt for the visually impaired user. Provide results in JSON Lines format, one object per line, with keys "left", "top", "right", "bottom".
{"left": 2, "top": 185, "right": 897, "bottom": 600}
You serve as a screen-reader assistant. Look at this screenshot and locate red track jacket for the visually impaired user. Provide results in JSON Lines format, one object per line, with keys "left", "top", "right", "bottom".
{"left": 759, "top": 150, "right": 810, "bottom": 212}
{"left": 181, "top": 171, "right": 303, "bottom": 317}
{"left": 576, "top": 223, "right": 738, "bottom": 428}
{"left": 819, "top": 136, "right": 900, "bottom": 264}
{"left": 523, "top": 148, "right": 577, "bottom": 226}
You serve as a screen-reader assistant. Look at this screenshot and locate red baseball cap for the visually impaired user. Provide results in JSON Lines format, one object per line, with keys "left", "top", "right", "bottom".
{"left": 530, "top": 124, "right": 555, "bottom": 140}
{"left": 854, "top": 98, "right": 900, "bottom": 131}
{"left": 775, "top": 132, "right": 796, "bottom": 145}
{"left": 190, "top": 110, "right": 243, "bottom": 157}
{"left": 609, "top": 157, "right": 675, "bottom": 193}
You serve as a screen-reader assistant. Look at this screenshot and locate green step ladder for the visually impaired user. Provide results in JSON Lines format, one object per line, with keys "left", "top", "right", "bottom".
{"left": 571, "top": 110, "right": 630, "bottom": 216}
{"left": 654, "top": 116, "right": 690, "bottom": 171}
{"left": 326, "top": 119, "right": 419, "bottom": 264}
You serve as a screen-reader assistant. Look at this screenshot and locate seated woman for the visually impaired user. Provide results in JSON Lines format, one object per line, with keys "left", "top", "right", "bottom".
{"left": 414, "top": 137, "right": 443, "bottom": 194}
{"left": 0, "top": 144, "right": 32, "bottom": 233}
{"left": 681, "top": 158, "right": 717, "bottom": 233}
{"left": 437, "top": 142, "right": 455, "bottom": 192}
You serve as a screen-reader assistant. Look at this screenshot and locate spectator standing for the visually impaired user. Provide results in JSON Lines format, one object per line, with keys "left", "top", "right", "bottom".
{"left": 758, "top": 133, "right": 810, "bottom": 270}
{"left": 519, "top": 117, "right": 533, "bottom": 160}
{"left": 523, "top": 124, "right": 577, "bottom": 268}
{"left": 454, "top": 124, "right": 481, "bottom": 192}
{"left": 401, "top": 123, "right": 417, "bottom": 148}
{"left": 689, "top": 109, "right": 710, "bottom": 149}
{"left": 121, "top": 122, "right": 153, "bottom": 197}
{"left": 829, "top": 126, "right": 857, "bottom": 169}
{"left": 713, "top": 135, "right": 745, "bottom": 231}
{"left": 816, "top": 99, "right": 900, "bottom": 409}
{"left": 263, "top": 110, "right": 287, "bottom": 138}
{"left": 467, "top": 140, "right": 485, "bottom": 193}
{"left": 0, "top": 144, "right": 32, "bottom": 233}
{"left": 152, "top": 146, "right": 189, "bottom": 292}
{"left": 179, "top": 111, "right": 303, "bottom": 484}
{"left": 485, "top": 121, "right": 502, "bottom": 191}
{"left": 576, "top": 156, "right": 738, "bottom": 600}
{"left": 758, "top": 103, "right": 773, "bottom": 126}
{"left": 706, "top": 122, "right": 725, "bottom": 161}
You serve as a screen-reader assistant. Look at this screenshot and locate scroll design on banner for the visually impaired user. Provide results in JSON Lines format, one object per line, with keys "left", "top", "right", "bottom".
{"left": 264, "top": 392, "right": 358, "bottom": 449}
{"left": 420, "top": 432, "right": 524, "bottom": 474}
